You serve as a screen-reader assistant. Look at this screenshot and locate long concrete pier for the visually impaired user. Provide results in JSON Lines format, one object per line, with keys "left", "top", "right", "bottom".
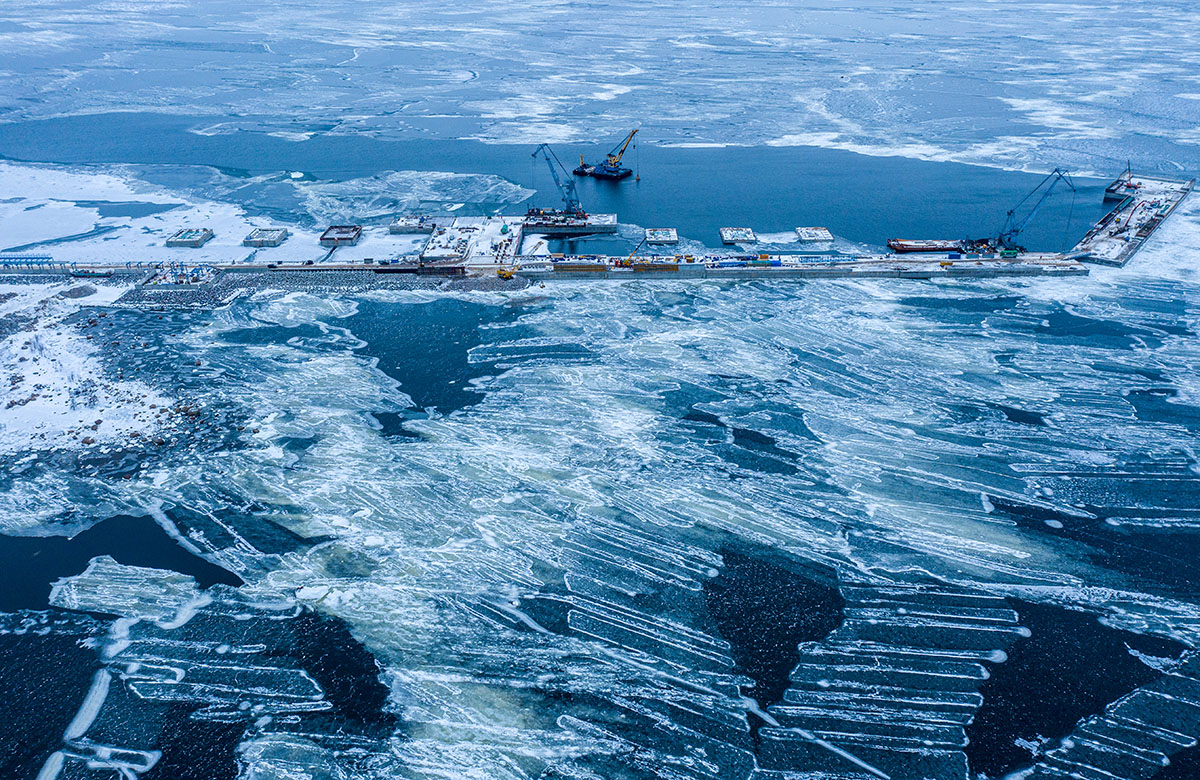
{"left": 0, "top": 169, "right": 1188, "bottom": 288}
{"left": 510, "top": 254, "right": 1088, "bottom": 282}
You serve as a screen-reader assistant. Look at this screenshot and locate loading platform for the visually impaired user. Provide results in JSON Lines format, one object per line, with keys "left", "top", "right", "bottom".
{"left": 1071, "top": 173, "right": 1193, "bottom": 266}
{"left": 720, "top": 227, "right": 756, "bottom": 245}
{"left": 6, "top": 169, "right": 1185, "bottom": 288}
{"left": 796, "top": 227, "right": 834, "bottom": 243}
{"left": 522, "top": 211, "right": 618, "bottom": 236}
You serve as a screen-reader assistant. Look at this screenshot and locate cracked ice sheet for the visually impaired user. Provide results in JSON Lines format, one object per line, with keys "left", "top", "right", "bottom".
{"left": 53, "top": 234, "right": 1193, "bottom": 775}
{"left": 3, "top": 1, "right": 1200, "bottom": 172}
{"left": 3, "top": 180, "right": 1200, "bottom": 780}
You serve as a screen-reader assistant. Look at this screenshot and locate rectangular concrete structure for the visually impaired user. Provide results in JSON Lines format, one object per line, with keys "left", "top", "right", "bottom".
{"left": 720, "top": 227, "right": 756, "bottom": 244}
{"left": 1072, "top": 174, "right": 1193, "bottom": 266}
{"left": 645, "top": 228, "right": 678, "bottom": 245}
{"left": 796, "top": 227, "right": 834, "bottom": 242}
{"left": 523, "top": 211, "right": 618, "bottom": 236}
{"left": 319, "top": 225, "right": 362, "bottom": 248}
{"left": 243, "top": 228, "right": 290, "bottom": 248}
{"left": 166, "top": 228, "right": 214, "bottom": 248}
{"left": 390, "top": 216, "right": 441, "bottom": 234}
{"left": 420, "top": 216, "right": 523, "bottom": 264}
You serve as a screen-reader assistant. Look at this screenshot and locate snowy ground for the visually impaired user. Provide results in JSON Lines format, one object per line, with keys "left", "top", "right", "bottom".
{"left": 0, "top": 279, "right": 169, "bottom": 456}
{"left": 0, "top": 162, "right": 435, "bottom": 267}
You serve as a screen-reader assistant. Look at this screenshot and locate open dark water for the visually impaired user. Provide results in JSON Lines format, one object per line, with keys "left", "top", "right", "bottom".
{"left": 0, "top": 113, "right": 1112, "bottom": 253}
{"left": 1, "top": 113, "right": 1199, "bottom": 780}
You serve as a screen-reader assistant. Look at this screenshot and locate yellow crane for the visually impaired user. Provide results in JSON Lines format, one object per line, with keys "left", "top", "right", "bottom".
{"left": 573, "top": 129, "right": 639, "bottom": 180}
{"left": 498, "top": 240, "right": 545, "bottom": 279}
{"left": 604, "top": 129, "right": 638, "bottom": 169}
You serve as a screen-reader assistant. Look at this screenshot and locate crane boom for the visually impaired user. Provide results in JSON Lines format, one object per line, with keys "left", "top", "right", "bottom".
{"left": 998, "top": 168, "right": 1075, "bottom": 249}
{"left": 623, "top": 233, "right": 648, "bottom": 265}
{"left": 574, "top": 129, "right": 639, "bottom": 180}
{"left": 532, "top": 143, "right": 584, "bottom": 215}
{"left": 605, "top": 129, "right": 638, "bottom": 166}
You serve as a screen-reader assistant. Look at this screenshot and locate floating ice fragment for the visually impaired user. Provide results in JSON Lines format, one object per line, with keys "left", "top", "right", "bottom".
{"left": 295, "top": 585, "right": 331, "bottom": 601}
{"left": 49, "top": 556, "right": 203, "bottom": 626}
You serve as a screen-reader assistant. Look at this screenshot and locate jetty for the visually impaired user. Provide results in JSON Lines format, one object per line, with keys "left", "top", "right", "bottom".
{"left": 510, "top": 253, "right": 1087, "bottom": 282}
{"left": 1070, "top": 172, "right": 1193, "bottom": 266}
{"left": 0, "top": 169, "right": 1189, "bottom": 289}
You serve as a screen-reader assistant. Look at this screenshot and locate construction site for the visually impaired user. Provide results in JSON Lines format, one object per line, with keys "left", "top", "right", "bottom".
{"left": 0, "top": 138, "right": 1191, "bottom": 289}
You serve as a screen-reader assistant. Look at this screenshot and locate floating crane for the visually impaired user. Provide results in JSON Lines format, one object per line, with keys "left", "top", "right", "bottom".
{"left": 530, "top": 143, "right": 585, "bottom": 216}
{"left": 995, "top": 167, "right": 1075, "bottom": 251}
{"left": 574, "top": 129, "right": 639, "bottom": 180}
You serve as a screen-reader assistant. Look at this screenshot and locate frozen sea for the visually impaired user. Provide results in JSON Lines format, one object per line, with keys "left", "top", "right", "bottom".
{"left": 3, "top": 2, "right": 1200, "bottom": 780}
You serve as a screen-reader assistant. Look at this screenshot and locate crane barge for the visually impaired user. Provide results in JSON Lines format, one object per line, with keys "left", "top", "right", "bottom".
{"left": 574, "top": 129, "right": 639, "bottom": 180}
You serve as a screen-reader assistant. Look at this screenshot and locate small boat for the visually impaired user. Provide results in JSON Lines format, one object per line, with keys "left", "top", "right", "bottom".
{"left": 887, "top": 239, "right": 964, "bottom": 253}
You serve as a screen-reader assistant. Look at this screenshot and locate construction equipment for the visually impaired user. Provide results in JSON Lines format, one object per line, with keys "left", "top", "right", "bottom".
{"left": 621, "top": 234, "right": 649, "bottom": 266}
{"left": 531, "top": 144, "right": 585, "bottom": 215}
{"left": 574, "top": 129, "right": 638, "bottom": 180}
{"left": 995, "top": 168, "right": 1075, "bottom": 250}
{"left": 498, "top": 238, "right": 546, "bottom": 278}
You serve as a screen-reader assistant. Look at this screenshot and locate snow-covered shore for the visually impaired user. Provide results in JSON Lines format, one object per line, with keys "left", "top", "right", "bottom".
{"left": 0, "top": 279, "right": 170, "bottom": 455}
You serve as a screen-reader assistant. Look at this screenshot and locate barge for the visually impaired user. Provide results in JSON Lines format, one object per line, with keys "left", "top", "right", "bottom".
{"left": 887, "top": 238, "right": 962, "bottom": 253}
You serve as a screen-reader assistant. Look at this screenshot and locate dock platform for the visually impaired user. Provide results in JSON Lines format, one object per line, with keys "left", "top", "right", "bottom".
{"left": 523, "top": 212, "right": 618, "bottom": 236}
{"left": 720, "top": 227, "right": 756, "bottom": 244}
{"left": 1072, "top": 173, "right": 1193, "bottom": 266}
{"left": 796, "top": 227, "right": 834, "bottom": 243}
{"left": 419, "top": 217, "right": 523, "bottom": 263}
{"left": 390, "top": 215, "right": 445, "bottom": 234}
{"left": 6, "top": 169, "right": 1187, "bottom": 289}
